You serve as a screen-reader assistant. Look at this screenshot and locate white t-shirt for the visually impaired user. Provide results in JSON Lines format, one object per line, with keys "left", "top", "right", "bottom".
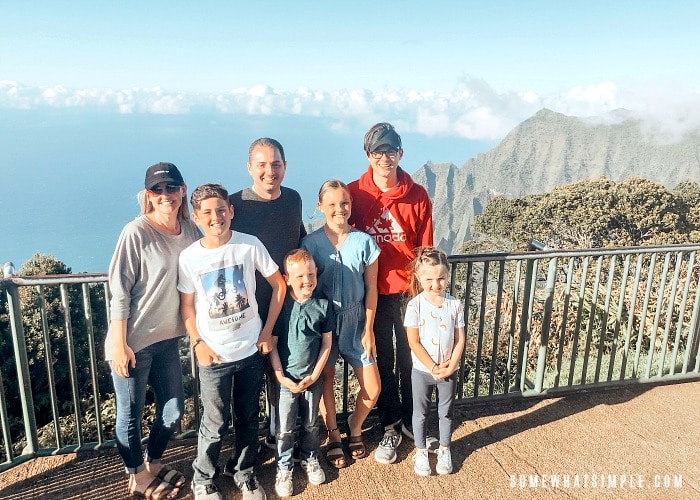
{"left": 178, "top": 231, "right": 278, "bottom": 362}
{"left": 404, "top": 292, "right": 465, "bottom": 373}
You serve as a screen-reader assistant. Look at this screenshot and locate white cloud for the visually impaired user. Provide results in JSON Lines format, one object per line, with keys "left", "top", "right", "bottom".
{"left": 1, "top": 79, "right": 699, "bottom": 142}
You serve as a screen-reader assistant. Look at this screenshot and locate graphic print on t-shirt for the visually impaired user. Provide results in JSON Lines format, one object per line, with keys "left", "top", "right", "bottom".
{"left": 201, "top": 264, "right": 251, "bottom": 331}
{"left": 366, "top": 208, "right": 406, "bottom": 243}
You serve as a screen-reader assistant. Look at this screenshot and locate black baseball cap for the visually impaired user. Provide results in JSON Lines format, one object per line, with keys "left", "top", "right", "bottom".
{"left": 144, "top": 162, "right": 184, "bottom": 190}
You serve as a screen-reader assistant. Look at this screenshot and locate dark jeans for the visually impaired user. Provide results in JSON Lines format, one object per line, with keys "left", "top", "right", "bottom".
{"left": 193, "top": 351, "right": 264, "bottom": 487}
{"left": 111, "top": 337, "right": 185, "bottom": 474}
{"left": 374, "top": 293, "right": 413, "bottom": 428}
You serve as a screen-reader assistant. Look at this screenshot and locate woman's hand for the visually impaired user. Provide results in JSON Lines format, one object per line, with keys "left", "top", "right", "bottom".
{"left": 112, "top": 341, "right": 136, "bottom": 378}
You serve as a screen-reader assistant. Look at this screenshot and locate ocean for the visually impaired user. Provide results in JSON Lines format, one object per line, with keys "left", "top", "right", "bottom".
{"left": 0, "top": 109, "right": 492, "bottom": 273}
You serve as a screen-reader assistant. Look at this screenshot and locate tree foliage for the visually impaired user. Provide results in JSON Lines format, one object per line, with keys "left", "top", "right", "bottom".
{"left": 471, "top": 177, "right": 700, "bottom": 251}
{"left": 0, "top": 253, "right": 110, "bottom": 444}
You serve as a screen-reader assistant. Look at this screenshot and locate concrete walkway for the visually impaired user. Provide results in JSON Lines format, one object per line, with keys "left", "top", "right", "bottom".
{"left": 1, "top": 380, "right": 699, "bottom": 499}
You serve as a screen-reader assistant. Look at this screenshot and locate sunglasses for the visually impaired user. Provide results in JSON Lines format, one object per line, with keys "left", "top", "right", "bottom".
{"left": 149, "top": 184, "right": 182, "bottom": 195}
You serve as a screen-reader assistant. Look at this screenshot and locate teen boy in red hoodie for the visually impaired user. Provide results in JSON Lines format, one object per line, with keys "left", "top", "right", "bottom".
{"left": 348, "top": 122, "right": 434, "bottom": 465}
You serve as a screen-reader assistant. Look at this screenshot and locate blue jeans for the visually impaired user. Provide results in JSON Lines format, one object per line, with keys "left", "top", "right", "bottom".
{"left": 193, "top": 351, "right": 264, "bottom": 487}
{"left": 275, "top": 377, "right": 322, "bottom": 471}
{"left": 111, "top": 337, "right": 185, "bottom": 474}
{"left": 375, "top": 293, "right": 413, "bottom": 428}
{"left": 411, "top": 368, "right": 456, "bottom": 449}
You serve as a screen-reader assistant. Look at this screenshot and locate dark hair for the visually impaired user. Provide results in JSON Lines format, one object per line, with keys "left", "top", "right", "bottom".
{"left": 283, "top": 248, "right": 316, "bottom": 274}
{"left": 363, "top": 122, "right": 402, "bottom": 153}
{"left": 407, "top": 246, "right": 450, "bottom": 297}
{"left": 248, "top": 137, "right": 286, "bottom": 163}
{"left": 190, "top": 183, "right": 230, "bottom": 210}
{"left": 317, "top": 179, "right": 351, "bottom": 204}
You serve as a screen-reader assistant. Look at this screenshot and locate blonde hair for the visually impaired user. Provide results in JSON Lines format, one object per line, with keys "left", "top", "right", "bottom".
{"left": 138, "top": 188, "right": 191, "bottom": 221}
{"left": 318, "top": 179, "right": 351, "bottom": 204}
{"left": 407, "top": 246, "right": 450, "bottom": 297}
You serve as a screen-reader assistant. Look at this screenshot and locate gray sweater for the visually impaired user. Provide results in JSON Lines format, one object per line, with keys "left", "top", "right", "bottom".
{"left": 105, "top": 215, "right": 201, "bottom": 359}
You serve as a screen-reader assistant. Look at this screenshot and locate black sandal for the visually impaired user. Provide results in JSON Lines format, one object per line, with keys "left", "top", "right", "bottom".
{"left": 348, "top": 435, "right": 366, "bottom": 460}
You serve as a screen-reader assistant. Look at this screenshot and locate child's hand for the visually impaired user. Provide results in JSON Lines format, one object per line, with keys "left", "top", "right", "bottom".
{"left": 361, "top": 328, "right": 376, "bottom": 361}
{"left": 257, "top": 331, "right": 273, "bottom": 355}
{"left": 433, "top": 361, "right": 455, "bottom": 380}
{"left": 195, "top": 342, "right": 222, "bottom": 366}
{"left": 297, "top": 375, "right": 316, "bottom": 392}
{"left": 280, "top": 376, "right": 303, "bottom": 393}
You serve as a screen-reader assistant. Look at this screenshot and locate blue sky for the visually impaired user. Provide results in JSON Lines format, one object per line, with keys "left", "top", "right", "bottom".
{"left": 2, "top": 1, "right": 700, "bottom": 272}
{"left": 2, "top": 1, "right": 700, "bottom": 140}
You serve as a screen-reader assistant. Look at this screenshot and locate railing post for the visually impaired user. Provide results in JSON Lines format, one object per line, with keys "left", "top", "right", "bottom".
{"left": 4, "top": 279, "right": 39, "bottom": 455}
{"left": 514, "top": 240, "right": 550, "bottom": 392}
{"left": 534, "top": 257, "right": 557, "bottom": 393}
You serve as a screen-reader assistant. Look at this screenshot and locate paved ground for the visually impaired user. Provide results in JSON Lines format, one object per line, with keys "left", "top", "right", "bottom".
{"left": 1, "top": 380, "right": 699, "bottom": 499}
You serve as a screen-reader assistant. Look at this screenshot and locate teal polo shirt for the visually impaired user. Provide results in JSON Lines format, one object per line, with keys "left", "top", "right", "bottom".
{"left": 273, "top": 293, "right": 334, "bottom": 381}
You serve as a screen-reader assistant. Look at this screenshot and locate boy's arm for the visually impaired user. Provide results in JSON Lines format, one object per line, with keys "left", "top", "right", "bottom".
{"left": 362, "top": 259, "right": 379, "bottom": 359}
{"left": 257, "top": 270, "right": 286, "bottom": 355}
{"left": 269, "top": 336, "right": 301, "bottom": 392}
{"left": 301, "top": 331, "right": 332, "bottom": 389}
{"left": 180, "top": 291, "right": 221, "bottom": 366}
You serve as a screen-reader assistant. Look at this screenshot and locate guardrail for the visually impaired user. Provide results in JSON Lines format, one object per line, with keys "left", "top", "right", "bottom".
{"left": 1, "top": 242, "right": 699, "bottom": 471}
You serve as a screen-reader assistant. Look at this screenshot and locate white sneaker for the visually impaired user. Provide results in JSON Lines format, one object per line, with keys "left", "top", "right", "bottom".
{"left": 413, "top": 448, "right": 431, "bottom": 476}
{"left": 301, "top": 456, "right": 326, "bottom": 485}
{"left": 191, "top": 482, "right": 223, "bottom": 500}
{"left": 274, "top": 469, "right": 293, "bottom": 497}
{"left": 436, "top": 446, "right": 453, "bottom": 475}
{"left": 238, "top": 475, "right": 267, "bottom": 500}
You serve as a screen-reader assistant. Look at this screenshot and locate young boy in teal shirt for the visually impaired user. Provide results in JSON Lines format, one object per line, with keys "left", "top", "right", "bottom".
{"left": 269, "top": 249, "right": 333, "bottom": 497}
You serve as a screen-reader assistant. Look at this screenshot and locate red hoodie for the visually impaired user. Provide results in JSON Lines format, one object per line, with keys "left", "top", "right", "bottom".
{"left": 348, "top": 166, "right": 434, "bottom": 295}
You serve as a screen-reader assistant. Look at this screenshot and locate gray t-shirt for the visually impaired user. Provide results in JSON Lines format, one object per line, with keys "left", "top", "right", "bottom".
{"left": 105, "top": 215, "right": 200, "bottom": 359}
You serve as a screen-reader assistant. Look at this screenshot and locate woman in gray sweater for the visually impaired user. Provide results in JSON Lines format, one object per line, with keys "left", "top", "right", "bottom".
{"left": 105, "top": 162, "right": 200, "bottom": 499}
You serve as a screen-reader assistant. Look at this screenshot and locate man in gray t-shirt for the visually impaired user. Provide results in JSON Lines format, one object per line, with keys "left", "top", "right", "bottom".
{"left": 228, "top": 137, "right": 306, "bottom": 450}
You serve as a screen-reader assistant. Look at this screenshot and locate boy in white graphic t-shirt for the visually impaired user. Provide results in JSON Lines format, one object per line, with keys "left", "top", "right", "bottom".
{"left": 179, "top": 183, "right": 286, "bottom": 500}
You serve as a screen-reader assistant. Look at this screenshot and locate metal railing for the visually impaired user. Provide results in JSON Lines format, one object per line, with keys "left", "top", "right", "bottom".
{"left": 1, "top": 242, "right": 699, "bottom": 471}
{"left": 449, "top": 241, "right": 700, "bottom": 402}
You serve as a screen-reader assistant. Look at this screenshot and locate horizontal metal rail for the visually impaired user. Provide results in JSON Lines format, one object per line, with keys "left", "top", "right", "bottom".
{"left": 1, "top": 242, "right": 699, "bottom": 471}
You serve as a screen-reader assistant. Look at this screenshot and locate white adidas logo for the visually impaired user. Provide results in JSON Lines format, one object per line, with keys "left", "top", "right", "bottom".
{"left": 366, "top": 209, "right": 407, "bottom": 243}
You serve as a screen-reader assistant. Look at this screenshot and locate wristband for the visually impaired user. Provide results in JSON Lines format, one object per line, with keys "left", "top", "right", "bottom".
{"left": 192, "top": 338, "right": 204, "bottom": 350}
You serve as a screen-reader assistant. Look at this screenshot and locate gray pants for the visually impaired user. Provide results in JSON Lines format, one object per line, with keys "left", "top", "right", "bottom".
{"left": 411, "top": 368, "right": 456, "bottom": 449}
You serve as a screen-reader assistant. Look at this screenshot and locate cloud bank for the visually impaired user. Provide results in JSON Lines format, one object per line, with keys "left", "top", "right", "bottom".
{"left": 2, "top": 79, "right": 699, "bottom": 142}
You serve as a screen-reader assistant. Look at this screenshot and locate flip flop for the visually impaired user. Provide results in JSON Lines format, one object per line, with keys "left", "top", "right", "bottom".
{"left": 156, "top": 465, "right": 186, "bottom": 488}
{"left": 128, "top": 476, "right": 178, "bottom": 500}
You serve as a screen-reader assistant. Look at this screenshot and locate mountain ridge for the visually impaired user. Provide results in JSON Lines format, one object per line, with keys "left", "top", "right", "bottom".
{"left": 413, "top": 108, "right": 700, "bottom": 253}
